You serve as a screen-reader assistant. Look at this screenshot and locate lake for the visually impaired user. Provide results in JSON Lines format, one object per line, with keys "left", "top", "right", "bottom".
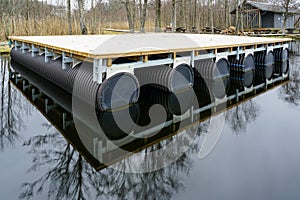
{"left": 0, "top": 54, "right": 300, "bottom": 200}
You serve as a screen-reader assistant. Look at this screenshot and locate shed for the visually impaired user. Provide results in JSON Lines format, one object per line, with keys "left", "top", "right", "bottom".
{"left": 231, "top": 1, "right": 300, "bottom": 30}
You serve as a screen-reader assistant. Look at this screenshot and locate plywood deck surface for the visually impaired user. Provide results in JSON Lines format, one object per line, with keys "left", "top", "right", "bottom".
{"left": 9, "top": 33, "right": 291, "bottom": 58}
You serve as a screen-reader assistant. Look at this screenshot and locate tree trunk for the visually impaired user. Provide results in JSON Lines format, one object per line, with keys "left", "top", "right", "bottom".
{"left": 171, "top": 0, "right": 176, "bottom": 32}
{"left": 67, "top": 0, "right": 72, "bottom": 35}
{"left": 225, "top": 0, "right": 229, "bottom": 27}
{"left": 124, "top": 0, "right": 135, "bottom": 33}
{"left": 91, "top": 0, "right": 96, "bottom": 34}
{"left": 209, "top": 0, "right": 214, "bottom": 34}
{"left": 140, "top": 0, "right": 148, "bottom": 33}
{"left": 240, "top": 10, "right": 244, "bottom": 33}
{"left": 193, "top": 0, "right": 198, "bottom": 31}
{"left": 155, "top": 0, "right": 161, "bottom": 32}
{"left": 178, "top": 0, "right": 184, "bottom": 27}
{"left": 26, "top": 0, "right": 29, "bottom": 21}
{"left": 77, "top": 0, "right": 87, "bottom": 34}
{"left": 282, "top": 0, "right": 291, "bottom": 32}
{"left": 235, "top": 0, "right": 239, "bottom": 35}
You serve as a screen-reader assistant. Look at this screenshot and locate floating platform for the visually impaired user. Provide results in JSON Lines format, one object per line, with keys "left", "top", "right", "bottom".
{"left": 10, "top": 58, "right": 289, "bottom": 170}
{"left": 9, "top": 33, "right": 292, "bottom": 110}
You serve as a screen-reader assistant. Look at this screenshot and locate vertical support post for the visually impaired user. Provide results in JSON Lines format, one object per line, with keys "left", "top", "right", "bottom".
{"left": 191, "top": 50, "right": 195, "bottom": 68}
{"left": 93, "top": 58, "right": 105, "bottom": 84}
{"left": 235, "top": 89, "right": 239, "bottom": 102}
{"left": 258, "top": 11, "right": 261, "bottom": 28}
{"left": 63, "top": 113, "right": 67, "bottom": 130}
{"left": 190, "top": 106, "right": 194, "bottom": 123}
{"left": 236, "top": 46, "right": 240, "bottom": 60}
{"left": 93, "top": 138, "right": 103, "bottom": 161}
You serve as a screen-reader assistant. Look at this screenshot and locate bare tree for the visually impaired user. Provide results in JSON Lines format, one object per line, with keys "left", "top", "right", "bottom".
{"left": 77, "top": 0, "right": 88, "bottom": 34}
{"left": 139, "top": 0, "right": 148, "bottom": 33}
{"left": 235, "top": 0, "right": 240, "bottom": 34}
{"left": 273, "top": 0, "right": 298, "bottom": 31}
{"left": 225, "top": 0, "right": 230, "bottom": 27}
{"left": 155, "top": 0, "right": 161, "bottom": 32}
{"left": 208, "top": 0, "right": 214, "bottom": 34}
{"left": 124, "top": 0, "right": 135, "bottom": 33}
{"left": 67, "top": 0, "right": 72, "bottom": 35}
{"left": 171, "top": 0, "right": 176, "bottom": 32}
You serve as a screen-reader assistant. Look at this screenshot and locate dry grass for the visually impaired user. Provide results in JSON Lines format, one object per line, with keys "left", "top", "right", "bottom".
{"left": 0, "top": 17, "right": 159, "bottom": 41}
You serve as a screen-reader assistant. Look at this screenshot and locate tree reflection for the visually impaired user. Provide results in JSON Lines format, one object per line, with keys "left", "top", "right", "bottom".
{"left": 20, "top": 121, "right": 208, "bottom": 200}
{"left": 278, "top": 56, "right": 300, "bottom": 106}
{"left": 20, "top": 123, "right": 99, "bottom": 200}
{"left": 0, "top": 56, "right": 31, "bottom": 151}
{"left": 226, "top": 100, "right": 261, "bottom": 134}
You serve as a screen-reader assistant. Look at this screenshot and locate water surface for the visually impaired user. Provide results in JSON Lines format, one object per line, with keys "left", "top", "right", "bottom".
{"left": 0, "top": 55, "right": 300, "bottom": 200}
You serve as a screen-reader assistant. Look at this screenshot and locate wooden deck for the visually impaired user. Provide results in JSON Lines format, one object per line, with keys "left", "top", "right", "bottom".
{"left": 9, "top": 33, "right": 292, "bottom": 59}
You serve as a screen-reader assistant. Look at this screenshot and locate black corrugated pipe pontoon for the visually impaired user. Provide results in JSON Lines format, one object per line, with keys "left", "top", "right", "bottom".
{"left": 274, "top": 48, "right": 289, "bottom": 76}
{"left": 10, "top": 60, "right": 140, "bottom": 140}
{"left": 10, "top": 48, "right": 140, "bottom": 111}
{"left": 139, "top": 85, "right": 194, "bottom": 116}
{"left": 194, "top": 58, "right": 230, "bottom": 99}
{"left": 134, "top": 64, "right": 194, "bottom": 93}
{"left": 254, "top": 51, "right": 275, "bottom": 83}
{"left": 11, "top": 59, "right": 73, "bottom": 113}
{"left": 228, "top": 54, "right": 255, "bottom": 90}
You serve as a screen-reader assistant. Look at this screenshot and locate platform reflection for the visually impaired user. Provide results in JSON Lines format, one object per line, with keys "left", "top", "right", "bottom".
{"left": 10, "top": 59, "right": 289, "bottom": 172}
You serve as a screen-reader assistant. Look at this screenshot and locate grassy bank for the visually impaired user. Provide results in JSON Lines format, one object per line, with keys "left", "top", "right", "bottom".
{"left": 0, "top": 42, "right": 11, "bottom": 54}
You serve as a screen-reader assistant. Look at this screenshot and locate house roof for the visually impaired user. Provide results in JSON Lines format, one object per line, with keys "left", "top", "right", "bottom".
{"left": 231, "top": 1, "right": 300, "bottom": 14}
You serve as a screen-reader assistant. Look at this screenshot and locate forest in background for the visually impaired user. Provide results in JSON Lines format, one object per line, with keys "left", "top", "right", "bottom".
{"left": 0, "top": 0, "right": 299, "bottom": 41}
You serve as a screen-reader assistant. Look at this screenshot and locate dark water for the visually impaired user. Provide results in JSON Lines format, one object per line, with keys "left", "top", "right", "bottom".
{"left": 0, "top": 54, "right": 300, "bottom": 200}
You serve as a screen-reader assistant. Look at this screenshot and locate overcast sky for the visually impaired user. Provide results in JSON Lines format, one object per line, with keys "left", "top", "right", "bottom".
{"left": 39, "top": 0, "right": 103, "bottom": 10}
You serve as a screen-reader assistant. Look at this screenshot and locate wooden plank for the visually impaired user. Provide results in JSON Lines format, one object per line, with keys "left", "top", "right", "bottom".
{"left": 9, "top": 33, "right": 292, "bottom": 59}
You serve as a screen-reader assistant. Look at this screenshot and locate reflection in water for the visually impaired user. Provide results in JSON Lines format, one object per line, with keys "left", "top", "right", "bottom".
{"left": 0, "top": 56, "right": 32, "bottom": 151}
{"left": 20, "top": 123, "right": 208, "bottom": 200}
{"left": 6, "top": 54, "right": 291, "bottom": 199}
{"left": 279, "top": 56, "right": 300, "bottom": 106}
{"left": 226, "top": 100, "right": 261, "bottom": 134}
{"left": 20, "top": 124, "right": 99, "bottom": 200}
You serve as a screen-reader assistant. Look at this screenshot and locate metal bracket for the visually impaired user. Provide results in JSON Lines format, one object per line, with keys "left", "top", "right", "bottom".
{"left": 72, "top": 58, "right": 82, "bottom": 68}
{"left": 266, "top": 46, "right": 274, "bottom": 53}
{"left": 21, "top": 42, "right": 30, "bottom": 53}
{"left": 31, "top": 88, "right": 39, "bottom": 101}
{"left": 174, "top": 57, "right": 191, "bottom": 68}
{"left": 194, "top": 53, "right": 216, "bottom": 61}
{"left": 245, "top": 49, "right": 254, "bottom": 57}
{"left": 31, "top": 44, "right": 40, "bottom": 57}
{"left": 14, "top": 41, "right": 21, "bottom": 49}
{"left": 243, "top": 85, "right": 254, "bottom": 94}
{"left": 173, "top": 109, "right": 190, "bottom": 123}
{"left": 216, "top": 52, "right": 228, "bottom": 62}
{"left": 62, "top": 113, "right": 73, "bottom": 130}
{"left": 22, "top": 80, "right": 30, "bottom": 91}
{"left": 52, "top": 53, "right": 62, "bottom": 61}
{"left": 62, "top": 52, "right": 73, "bottom": 70}
{"left": 283, "top": 43, "right": 289, "bottom": 50}
{"left": 107, "top": 63, "right": 134, "bottom": 79}
{"left": 45, "top": 48, "right": 54, "bottom": 62}
{"left": 45, "top": 98, "right": 54, "bottom": 114}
